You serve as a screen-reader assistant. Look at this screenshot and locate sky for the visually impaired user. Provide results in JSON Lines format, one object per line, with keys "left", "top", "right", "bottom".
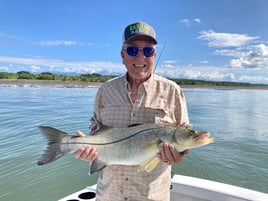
{"left": 0, "top": 0, "right": 268, "bottom": 84}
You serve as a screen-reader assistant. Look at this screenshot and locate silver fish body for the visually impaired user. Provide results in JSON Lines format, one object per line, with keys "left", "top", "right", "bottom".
{"left": 37, "top": 123, "right": 214, "bottom": 174}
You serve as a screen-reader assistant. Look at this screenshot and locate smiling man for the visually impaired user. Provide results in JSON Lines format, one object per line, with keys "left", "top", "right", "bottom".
{"left": 74, "top": 21, "right": 191, "bottom": 201}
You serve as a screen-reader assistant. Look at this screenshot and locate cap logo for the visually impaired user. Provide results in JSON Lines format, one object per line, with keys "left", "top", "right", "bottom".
{"left": 129, "top": 23, "right": 150, "bottom": 35}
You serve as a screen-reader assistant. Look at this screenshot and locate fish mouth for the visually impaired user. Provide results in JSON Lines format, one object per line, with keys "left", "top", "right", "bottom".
{"left": 194, "top": 132, "right": 215, "bottom": 145}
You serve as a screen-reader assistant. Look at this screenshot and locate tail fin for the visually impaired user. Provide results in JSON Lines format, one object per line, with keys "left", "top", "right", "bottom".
{"left": 37, "top": 126, "right": 70, "bottom": 165}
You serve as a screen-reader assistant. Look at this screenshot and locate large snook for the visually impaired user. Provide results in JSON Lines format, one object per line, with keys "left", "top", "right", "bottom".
{"left": 37, "top": 124, "right": 214, "bottom": 174}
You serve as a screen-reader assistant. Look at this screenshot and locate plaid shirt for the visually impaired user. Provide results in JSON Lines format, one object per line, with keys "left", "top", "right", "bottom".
{"left": 91, "top": 74, "right": 190, "bottom": 201}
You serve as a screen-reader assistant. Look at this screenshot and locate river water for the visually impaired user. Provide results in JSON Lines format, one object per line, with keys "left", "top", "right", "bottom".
{"left": 0, "top": 86, "right": 267, "bottom": 201}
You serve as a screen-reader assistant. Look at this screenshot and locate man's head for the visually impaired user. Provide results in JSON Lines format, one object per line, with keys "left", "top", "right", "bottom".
{"left": 121, "top": 22, "right": 157, "bottom": 83}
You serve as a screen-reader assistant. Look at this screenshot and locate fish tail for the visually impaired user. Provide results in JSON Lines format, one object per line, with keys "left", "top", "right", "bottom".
{"left": 37, "top": 126, "right": 70, "bottom": 165}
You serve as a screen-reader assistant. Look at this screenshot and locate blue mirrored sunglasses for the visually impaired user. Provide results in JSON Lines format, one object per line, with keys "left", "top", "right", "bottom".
{"left": 123, "top": 46, "right": 155, "bottom": 57}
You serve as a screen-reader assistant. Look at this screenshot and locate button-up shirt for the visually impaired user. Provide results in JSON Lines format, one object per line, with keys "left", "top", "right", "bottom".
{"left": 91, "top": 74, "right": 190, "bottom": 201}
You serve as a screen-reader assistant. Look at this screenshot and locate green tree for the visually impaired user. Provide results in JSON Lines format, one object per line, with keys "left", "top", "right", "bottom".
{"left": 36, "top": 72, "right": 55, "bottom": 80}
{"left": 17, "top": 71, "right": 33, "bottom": 79}
{"left": 0, "top": 72, "right": 15, "bottom": 79}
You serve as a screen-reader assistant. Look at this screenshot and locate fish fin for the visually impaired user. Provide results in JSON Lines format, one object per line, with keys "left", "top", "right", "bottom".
{"left": 93, "top": 124, "right": 114, "bottom": 135}
{"left": 90, "top": 159, "right": 107, "bottom": 175}
{"left": 144, "top": 140, "right": 160, "bottom": 151}
{"left": 128, "top": 123, "right": 142, "bottom": 127}
{"left": 37, "top": 126, "right": 70, "bottom": 165}
{"left": 138, "top": 157, "right": 160, "bottom": 173}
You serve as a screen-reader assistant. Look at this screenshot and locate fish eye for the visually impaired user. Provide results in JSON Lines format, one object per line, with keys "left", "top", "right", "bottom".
{"left": 190, "top": 130, "right": 196, "bottom": 135}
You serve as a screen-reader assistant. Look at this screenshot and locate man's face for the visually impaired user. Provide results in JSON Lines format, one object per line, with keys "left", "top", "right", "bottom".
{"left": 121, "top": 37, "right": 156, "bottom": 82}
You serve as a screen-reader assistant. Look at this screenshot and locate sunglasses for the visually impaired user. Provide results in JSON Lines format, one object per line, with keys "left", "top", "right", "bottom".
{"left": 123, "top": 46, "right": 155, "bottom": 57}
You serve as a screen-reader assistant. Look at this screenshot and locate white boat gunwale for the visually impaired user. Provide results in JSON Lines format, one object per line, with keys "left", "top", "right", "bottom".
{"left": 58, "top": 174, "right": 268, "bottom": 201}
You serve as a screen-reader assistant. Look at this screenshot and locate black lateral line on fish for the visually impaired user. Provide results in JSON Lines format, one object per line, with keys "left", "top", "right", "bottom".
{"left": 63, "top": 127, "right": 161, "bottom": 146}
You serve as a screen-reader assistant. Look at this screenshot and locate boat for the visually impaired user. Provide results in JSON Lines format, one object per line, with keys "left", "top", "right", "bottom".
{"left": 58, "top": 174, "right": 268, "bottom": 201}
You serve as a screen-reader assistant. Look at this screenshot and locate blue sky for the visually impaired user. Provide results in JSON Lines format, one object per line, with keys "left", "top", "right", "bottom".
{"left": 1, "top": 0, "right": 268, "bottom": 84}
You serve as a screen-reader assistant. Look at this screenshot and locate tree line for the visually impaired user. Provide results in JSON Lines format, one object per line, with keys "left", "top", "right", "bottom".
{"left": 0, "top": 71, "right": 267, "bottom": 87}
{"left": 0, "top": 71, "right": 115, "bottom": 82}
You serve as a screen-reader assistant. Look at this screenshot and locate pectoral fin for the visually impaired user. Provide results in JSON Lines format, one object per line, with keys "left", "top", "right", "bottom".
{"left": 89, "top": 159, "right": 107, "bottom": 175}
{"left": 138, "top": 157, "right": 160, "bottom": 173}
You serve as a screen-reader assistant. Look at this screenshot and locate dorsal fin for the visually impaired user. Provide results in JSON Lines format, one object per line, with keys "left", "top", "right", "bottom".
{"left": 90, "top": 124, "right": 113, "bottom": 135}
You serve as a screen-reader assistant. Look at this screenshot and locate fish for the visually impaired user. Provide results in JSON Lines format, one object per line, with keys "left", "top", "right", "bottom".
{"left": 37, "top": 123, "right": 214, "bottom": 174}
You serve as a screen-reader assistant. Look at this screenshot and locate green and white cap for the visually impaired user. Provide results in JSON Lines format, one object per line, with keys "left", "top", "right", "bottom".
{"left": 123, "top": 21, "right": 157, "bottom": 44}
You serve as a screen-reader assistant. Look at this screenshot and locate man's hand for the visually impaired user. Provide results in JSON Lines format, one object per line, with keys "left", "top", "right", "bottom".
{"left": 73, "top": 131, "right": 98, "bottom": 162}
{"left": 157, "top": 143, "right": 189, "bottom": 165}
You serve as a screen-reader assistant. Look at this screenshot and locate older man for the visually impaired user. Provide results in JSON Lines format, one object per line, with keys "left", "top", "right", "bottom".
{"left": 75, "top": 21, "right": 190, "bottom": 201}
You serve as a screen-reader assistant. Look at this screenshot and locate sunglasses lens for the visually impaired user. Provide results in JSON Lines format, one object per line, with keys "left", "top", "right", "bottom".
{"left": 125, "top": 46, "right": 155, "bottom": 57}
{"left": 143, "top": 47, "right": 155, "bottom": 57}
{"left": 126, "top": 46, "right": 139, "bottom": 56}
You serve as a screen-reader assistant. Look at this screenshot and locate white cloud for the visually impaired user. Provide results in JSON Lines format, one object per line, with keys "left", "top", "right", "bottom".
{"left": 163, "top": 60, "right": 177, "bottom": 64}
{"left": 237, "top": 75, "right": 268, "bottom": 83}
{"left": 179, "top": 18, "right": 201, "bottom": 26}
{"left": 0, "top": 32, "right": 19, "bottom": 39}
{"left": 229, "top": 44, "right": 268, "bottom": 69}
{"left": 197, "top": 30, "right": 268, "bottom": 70}
{"left": 0, "top": 31, "right": 94, "bottom": 47}
{"left": 0, "top": 66, "right": 9, "bottom": 71}
{"left": 0, "top": 55, "right": 124, "bottom": 75}
{"left": 37, "top": 40, "right": 83, "bottom": 46}
{"left": 156, "top": 65, "right": 236, "bottom": 81}
{"left": 179, "top": 19, "right": 191, "bottom": 26}
{"left": 198, "top": 30, "right": 259, "bottom": 48}
{"left": 194, "top": 18, "right": 201, "bottom": 23}
{"left": 36, "top": 40, "right": 100, "bottom": 47}
{"left": 155, "top": 64, "right": 268, "bottom": 84}
{"left": 214, "top": 49, "right": 244, "bottom": 57}
{"left": 30, "top": 65, "right": 41, "bottom": 72}
{"left": 200, "top": 60, "right": 208, "bottom": 64}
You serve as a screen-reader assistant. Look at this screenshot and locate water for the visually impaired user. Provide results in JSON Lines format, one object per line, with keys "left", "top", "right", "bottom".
{"left": 0, "top": 86, "right": 267, "bottom": 201}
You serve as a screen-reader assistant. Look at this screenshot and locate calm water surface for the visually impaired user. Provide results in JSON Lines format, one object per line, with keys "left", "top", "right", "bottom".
{"left": 0, "top": 86, "right": 267, "bottom": 201}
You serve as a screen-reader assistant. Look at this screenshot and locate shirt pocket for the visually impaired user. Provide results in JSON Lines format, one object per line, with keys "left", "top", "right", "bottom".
{"left": 144, "top": 105, "right": 176, "bottom": 124}
{"left": 100, "top": 104, "right": 132, "bottom": 127}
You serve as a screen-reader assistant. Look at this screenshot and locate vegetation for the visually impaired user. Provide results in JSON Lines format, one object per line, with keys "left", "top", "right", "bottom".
{"left": 0, "top": 71, "right": 116, "bottom": 83}
{"left": 0, "top": 71, "right": 267, "bottom": 88}
{"left": 174, "top": 79, "right": 255, "bottom": 87}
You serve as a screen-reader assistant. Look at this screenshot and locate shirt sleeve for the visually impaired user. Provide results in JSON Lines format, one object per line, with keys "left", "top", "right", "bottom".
{"left": 175, "top": 87, "right": 192, "bottom": 128}
{"left": 89, "top": 88, "right": 103, "bottom": 134}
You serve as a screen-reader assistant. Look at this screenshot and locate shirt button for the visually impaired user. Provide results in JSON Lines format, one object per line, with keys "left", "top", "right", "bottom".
{"left": 124, "top": 197, "right": 128, "bottom": 201}
{"left": 125, "top": 177, "right": 128, "bottom": 181}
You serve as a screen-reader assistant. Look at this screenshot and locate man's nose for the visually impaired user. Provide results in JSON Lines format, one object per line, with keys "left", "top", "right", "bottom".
{"left": 136, "top": 49, "right": 145, "bottom": 58}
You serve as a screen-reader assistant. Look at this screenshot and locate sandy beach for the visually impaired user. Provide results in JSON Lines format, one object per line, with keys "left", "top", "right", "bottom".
{"left": 1, "top": 79, "right": 268, "bottom": 90}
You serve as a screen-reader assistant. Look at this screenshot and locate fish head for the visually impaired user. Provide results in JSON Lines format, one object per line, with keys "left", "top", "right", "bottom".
{"left": 174, "top": 127, "right": 215, "bottom": 150}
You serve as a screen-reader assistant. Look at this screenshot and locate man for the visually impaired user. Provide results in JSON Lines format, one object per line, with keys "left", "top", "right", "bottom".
{"left": 74, "top": 21, "right": 190, "bottom": 201}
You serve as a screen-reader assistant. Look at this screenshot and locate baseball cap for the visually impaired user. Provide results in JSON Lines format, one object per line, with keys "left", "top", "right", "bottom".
{"left": 123, "top": 21, "right": 157, "bottom": 44}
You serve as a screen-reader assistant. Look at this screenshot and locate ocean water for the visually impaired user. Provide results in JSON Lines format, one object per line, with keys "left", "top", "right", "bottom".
{"left": 0, "top": 86, "right": 267, "bottom": 201}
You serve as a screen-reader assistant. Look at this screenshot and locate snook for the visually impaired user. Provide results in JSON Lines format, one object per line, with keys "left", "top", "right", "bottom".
{"left": 37, "top": 123, "right": 214, "bottom": 174}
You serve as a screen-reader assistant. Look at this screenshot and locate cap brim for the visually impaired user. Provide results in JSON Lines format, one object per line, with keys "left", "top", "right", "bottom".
{"left": 124, "top": 34, "right": 157, "bottom": 44}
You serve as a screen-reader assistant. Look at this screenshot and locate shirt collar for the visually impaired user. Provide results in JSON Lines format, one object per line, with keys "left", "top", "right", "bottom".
{"left": 123, "top": 74, "right": 131, "bottom": 91}
{"left": 123, "top": 73, "right": 155, "bottom": 93}
{"left": 143, "top": 74, "right": 155, "bottom": 93}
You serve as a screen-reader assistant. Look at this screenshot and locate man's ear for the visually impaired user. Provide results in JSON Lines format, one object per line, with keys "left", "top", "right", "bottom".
{"left": 121, "top": 51, "right": 125, "bottom": 65}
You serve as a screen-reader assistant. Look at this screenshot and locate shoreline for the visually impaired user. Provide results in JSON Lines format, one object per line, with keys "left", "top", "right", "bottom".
{"left": 0, "top": 79, "right": 102, "bottom": 88}
{"left": 1, "top": 79, "right": 268, "bottom": 90}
